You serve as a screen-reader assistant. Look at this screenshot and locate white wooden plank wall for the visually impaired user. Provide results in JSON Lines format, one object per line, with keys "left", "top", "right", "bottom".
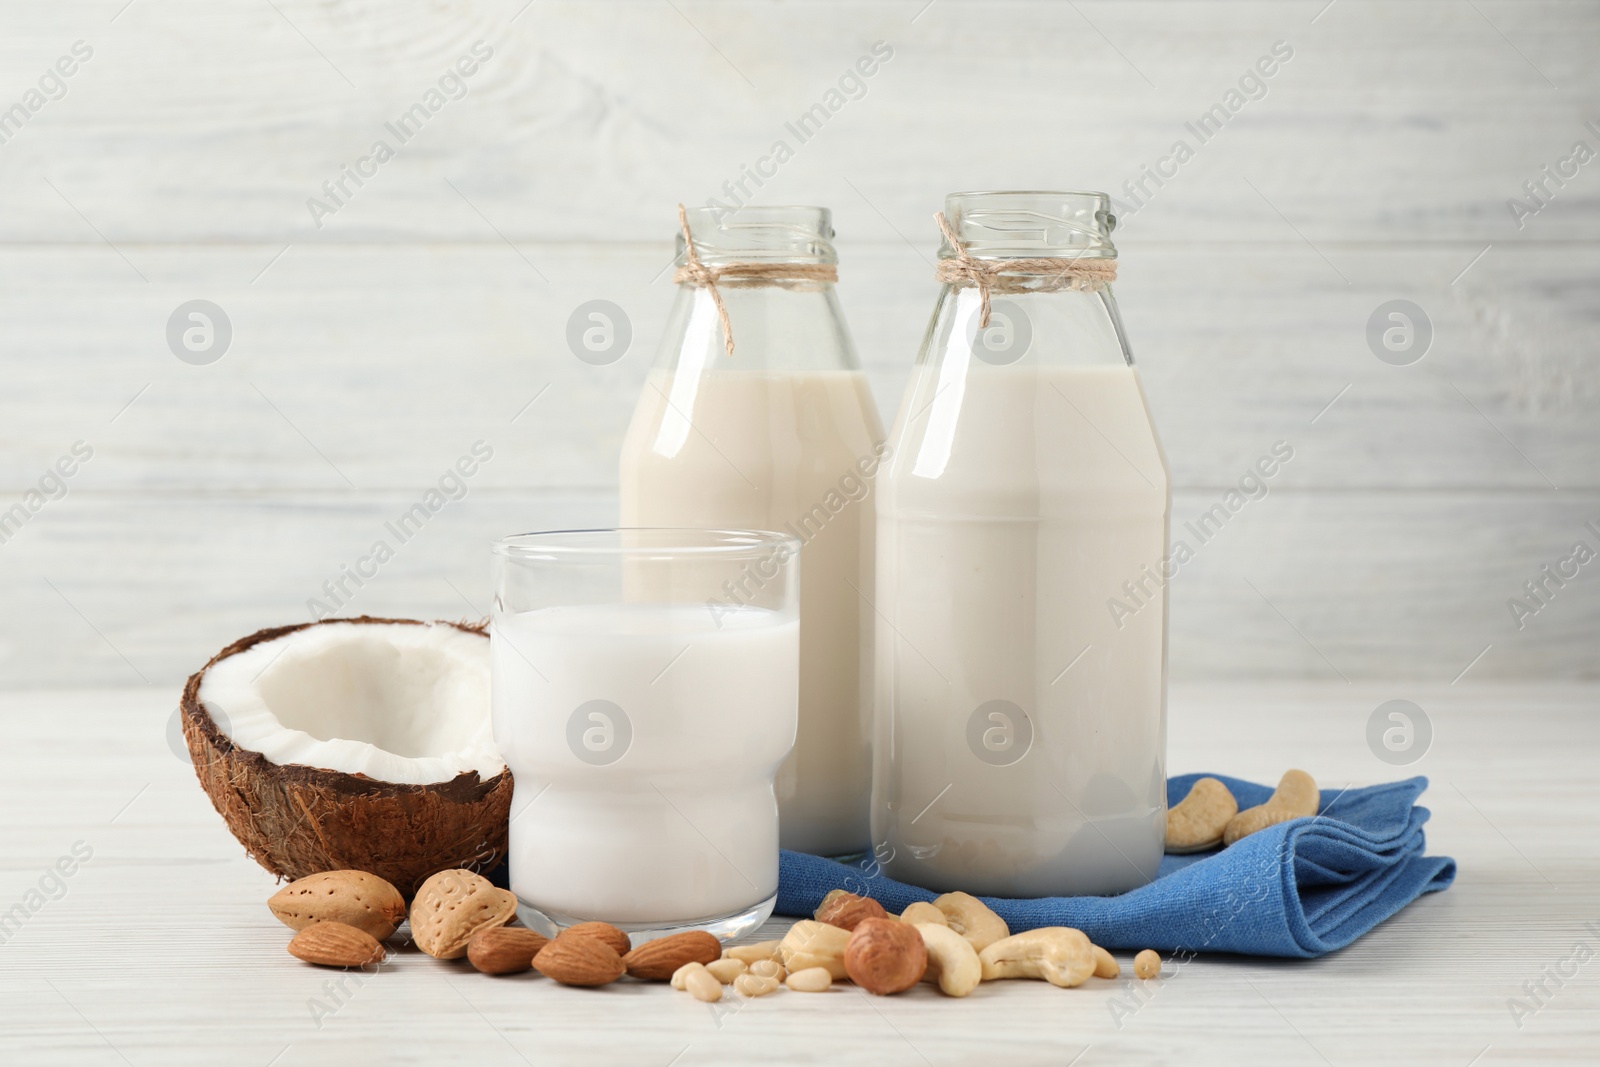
{"left": 0, "top": 0, "right": 1596, "bottom": 688}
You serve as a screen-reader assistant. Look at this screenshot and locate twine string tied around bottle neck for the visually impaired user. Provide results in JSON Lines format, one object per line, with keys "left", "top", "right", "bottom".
{"left": 673, "top": 203, "right": 838, "bottom": 357}
{"left": 932, "top": 211, "right": 1118, "bottom": 328}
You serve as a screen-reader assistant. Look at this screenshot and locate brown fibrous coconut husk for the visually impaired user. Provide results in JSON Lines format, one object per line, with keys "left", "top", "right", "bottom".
{"left": 179, "top": 616, "right": 513, "bottom": 899}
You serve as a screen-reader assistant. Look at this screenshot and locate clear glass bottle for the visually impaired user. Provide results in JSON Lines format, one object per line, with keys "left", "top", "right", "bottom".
{"left": 873, "top": 191, "right": 1169, "bottom": 897}
{"left": 619, "top": 206, "right": 885, "bottom": 857}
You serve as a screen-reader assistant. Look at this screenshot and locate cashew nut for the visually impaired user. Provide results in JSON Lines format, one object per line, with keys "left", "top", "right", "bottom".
{"left": 1224, "top": 769, "right": 1319, "bottom": 845}
{"left": 780, "top": 919, "right": 851, "bottom": 980}
{"left": 914, "top": 922, "right": 982, "bottom": 997}
{"left": 933, "top": 892, "right": 1009, "bottom": 953}
{"left": 1091, "top": 944, "right": 1119, "bottom": 979}
{"left": 978, "top": 928, "right": 1096, "bottom": 988}
{"left": 900, "top": 901, "right": 946, "bottom": 926}
{"left": 1165, "top": 777, "right": 1238, "bottom": 853}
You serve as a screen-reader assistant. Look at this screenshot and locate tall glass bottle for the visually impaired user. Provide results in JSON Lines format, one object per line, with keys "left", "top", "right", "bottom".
{"left": 873, "top": 191, "right": 1169, "bottom": 897}
{"left": 620, "top": 206, "right": 885, "bottom": 857}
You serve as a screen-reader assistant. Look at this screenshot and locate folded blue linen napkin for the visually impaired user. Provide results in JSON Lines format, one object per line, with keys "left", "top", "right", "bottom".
{"left": 776, "top": 774, "right": 1455, "bottom": 958}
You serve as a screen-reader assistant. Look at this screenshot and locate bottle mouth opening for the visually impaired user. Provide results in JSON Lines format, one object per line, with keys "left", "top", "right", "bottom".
{"left": 941, "top": 190, "right": 1117, "bottom": 260}
{"left": 677, "top": 205, "right": 838, "bottom": 266}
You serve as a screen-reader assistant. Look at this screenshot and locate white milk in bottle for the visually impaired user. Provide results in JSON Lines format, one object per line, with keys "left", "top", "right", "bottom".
{"left": 620, "top": 207, "right": 884, "bottom": 857}
{"left": 873, "top": 192, "right": 1169, "bottom": 897}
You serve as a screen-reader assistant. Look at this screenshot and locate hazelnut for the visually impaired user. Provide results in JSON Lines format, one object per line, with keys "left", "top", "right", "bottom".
{"left": 815, "top": 889, "right": 890, "bottom": 931}
{"left": 844, "top": 917, "right": 928, "bottom": 995}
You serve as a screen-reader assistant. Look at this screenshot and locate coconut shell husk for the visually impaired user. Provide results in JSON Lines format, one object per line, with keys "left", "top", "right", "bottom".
{"left": 180, "top": 616, "right": 513, "bottom": 899}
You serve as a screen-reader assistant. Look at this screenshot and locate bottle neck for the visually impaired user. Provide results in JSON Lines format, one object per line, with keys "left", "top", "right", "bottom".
{"left": 656, "top": 282, "right": 862, "bottom": 376}
{"left": 676, "top": 205, "right": 838, "bottom": 268}
{"left": 674, "top": 204, "right": 841, "bottom": 360}
{"left": 939, "top": 190, "right": 1117, "bottom": 259}
{"left": 928, "top": 282, "right": 1133, "bottom": 371}
{"left": 924, "top": 192, "right": 1127, "bottom": 369}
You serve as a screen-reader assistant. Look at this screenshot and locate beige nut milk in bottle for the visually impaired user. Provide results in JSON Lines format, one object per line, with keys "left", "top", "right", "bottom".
{"left": 620, "top": 206, "right": 885, "bottom": 857}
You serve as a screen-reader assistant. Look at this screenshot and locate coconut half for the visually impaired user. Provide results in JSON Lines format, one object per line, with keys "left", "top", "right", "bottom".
{"left": 180, "top": 617, "right": 512, "bottom": 897}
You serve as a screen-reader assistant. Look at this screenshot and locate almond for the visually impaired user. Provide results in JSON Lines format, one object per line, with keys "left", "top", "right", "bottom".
{"left": 269, "top": 870, "right": 406, "bottom": 941}
{"left": 288, "top": 921, "right": 386, "bottom": 968}
{"left": 558, "top": 921, "right": 630, "bottom": 956}
{"left": 410, "top": 869, "right": 518, "bottom": 959}
{"left": 622, "top": 931, "right": 723, "bottom": 980}
{"left": 534, "top": 934, "right": 626, "bottom": 986}
{"left": 815, "top": 889, "right": 889, "bottom": 932}
{"left": 467, "top": 926, "right": 550, "bottom": 976}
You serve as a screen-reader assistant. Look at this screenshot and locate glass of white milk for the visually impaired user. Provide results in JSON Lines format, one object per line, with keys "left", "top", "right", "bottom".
{"left": 490, "top": 528, "right": 799, "bottom": 941}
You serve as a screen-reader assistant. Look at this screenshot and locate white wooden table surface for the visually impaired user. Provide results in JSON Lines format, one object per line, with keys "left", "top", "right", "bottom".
{"left": 1, "top": 681, "right": 1594, "bottom": 1066}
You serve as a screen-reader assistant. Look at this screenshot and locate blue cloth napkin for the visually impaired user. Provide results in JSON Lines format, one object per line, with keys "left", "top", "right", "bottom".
{"left": 777, "top": 774, "right": 1455, "bottom": 958}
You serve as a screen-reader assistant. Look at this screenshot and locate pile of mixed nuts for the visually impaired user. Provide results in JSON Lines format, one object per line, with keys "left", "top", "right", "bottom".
{"left": 264, "top": 771, "right": 1324, "bottom": 999}
{"left": 266, "top": 868, "right": 1165, "bottom": 999}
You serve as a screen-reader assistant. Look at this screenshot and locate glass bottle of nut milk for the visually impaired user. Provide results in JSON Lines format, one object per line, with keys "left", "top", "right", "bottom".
{"left": 873, "top": 191, "right": 1169, "bottom": 896}
{"left": 620, "top": 206, "right": 885, "bottom": 857}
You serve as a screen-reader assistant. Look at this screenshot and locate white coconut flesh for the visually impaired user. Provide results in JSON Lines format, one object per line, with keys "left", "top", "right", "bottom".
{"left": 197, "top": 621, "right": 502, "bottom": 786}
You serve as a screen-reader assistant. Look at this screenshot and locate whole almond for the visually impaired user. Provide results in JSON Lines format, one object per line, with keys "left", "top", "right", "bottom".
{"left": 534, "top": 935, "right": 626, "bottom": 986}
{"left": 269, "top": 870, "right": 407, "bottom": 941}
{"left": 288, "top": 921, "right": 386, "bottom": 968}
{"left": 558, "top": 921, "right": 630, "bottom": 956}
{"left": 410, "top": 869, "right": 518, "bottom": 959}
{"left": 468, "top": 927, "right": 550, "bottom": 976}
{"left": 622, "top": 931, "right": 722, "bottom": 980}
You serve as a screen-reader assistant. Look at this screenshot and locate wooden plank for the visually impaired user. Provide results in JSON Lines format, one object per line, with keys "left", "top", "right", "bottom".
{"left": 1, "top": 0, "right": 1595, "bottom": 684}
{"left": 0, "top": 243, "right": 1594, "bottom": 495}
{"left": 0, "top": 488, "right": 1594, "bottom": 687}
{"left": 0, "top": 2, "right": 1596, "bottom": 243}
{"left": 0, "top": 683, "right": 1593, "bottom": 1064}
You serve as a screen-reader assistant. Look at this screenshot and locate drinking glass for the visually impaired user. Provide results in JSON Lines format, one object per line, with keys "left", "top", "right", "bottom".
{"left": 491, "top": 528, "right": 799, "bottom": 941}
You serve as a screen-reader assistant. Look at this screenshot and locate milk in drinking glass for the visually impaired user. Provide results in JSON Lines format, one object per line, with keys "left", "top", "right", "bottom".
{"left": 490, "top": 529, "right": 798, "bottom": 940}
